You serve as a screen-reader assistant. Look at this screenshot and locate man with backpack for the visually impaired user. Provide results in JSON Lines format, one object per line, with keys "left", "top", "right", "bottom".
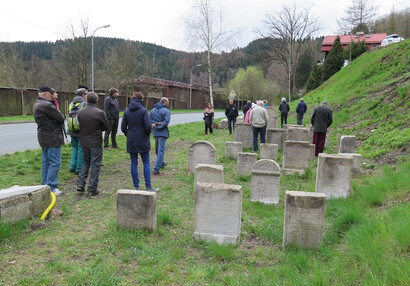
{"left": 68, "top": 88, "right": 87, "bottom": 174}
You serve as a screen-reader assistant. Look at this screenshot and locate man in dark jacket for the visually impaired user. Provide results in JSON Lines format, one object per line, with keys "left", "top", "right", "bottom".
{"left": 33, "top": 86, "right": 66, "bottom": 195}
{"left": 225, "top": 99, "right": 238, "bottom": 134}
{"left": 104, "top": 88, "right": 120, "bottom": 150}
{"left": 76, "top": 92, "right": 109, "bottom": 196}
{"left": 296, "top": 98, "right": 307, "bottom": 125}
{"left": 311, "top": 101, "right": 333, "bottom": 157}
{"left": 150, "top": 97, "right": 171, "bottom": 175}
{"left": 278, "top": 97, "right": 290, "bottom": 128}
{"left": 121, "top": 92, "right": 158, "bottom": 192}
{"left": 242, "top": 100, "right": 252, "bottom": 122}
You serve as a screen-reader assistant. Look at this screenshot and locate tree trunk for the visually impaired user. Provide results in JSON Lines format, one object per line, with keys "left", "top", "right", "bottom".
{"left": 20, "top": 87, "right": 25, "bottom": 115}
{"left": 207, "top": 49, "right": 214, "bottom": 107}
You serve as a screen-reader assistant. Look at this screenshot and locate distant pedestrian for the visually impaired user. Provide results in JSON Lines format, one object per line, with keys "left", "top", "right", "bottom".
{"left": 204, "top": 102, "right": 214, "bottom": 135}
{"left": 242, "top": 100, "right": 252, "bottom": 122}
{"left": 311, "top": 101, "right": 333, "bottom": 157}
{"left": 150, "top": 97, "right": 171, "bottom": 175}
{"left": 296, "top": 98, "right": 307, "bottom": 125}
{"left": 121, "top": 92, "right": 158, "bottom": 192}
{"left": 278, "top": 97, "right": 290, "bottom": 128}
{"left": 76, "top": 92, "right": 109, "bottom": 196}
{"left": 249, "top": 100, "right": 269, "bottom": 151}
{"left": 104, "top": 88, "right": 120, "bottom": 150}
{"left": 262, "top": 100, "right": 268, "bottom": 108}
{"left": 33, "top": 86, "right": 65, "bottom": 195}
{"left": 225, "top": 99, "right": 238, "bottom": 134}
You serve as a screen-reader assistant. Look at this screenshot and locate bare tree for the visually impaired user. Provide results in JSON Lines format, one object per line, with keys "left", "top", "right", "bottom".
{"left": 106, "top": 40, "right": 142, "bottom": 82}
{"left": 337, "top": 0, "right": 379, "bottom": 34}
{"left": 185, "top": 0, "right": 235, "bottom": 106}
{"left": 262, "top": 4, "right": 320, "bottom": 102}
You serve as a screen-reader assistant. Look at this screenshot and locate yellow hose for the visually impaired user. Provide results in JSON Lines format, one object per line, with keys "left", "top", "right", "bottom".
{"left": 40, "top": 191, "right": 56, "bottom": 221}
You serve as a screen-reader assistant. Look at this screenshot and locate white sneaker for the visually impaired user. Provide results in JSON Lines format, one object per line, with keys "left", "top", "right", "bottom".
{"left": 52, "top": 188, "right": 63, "bottom": 196}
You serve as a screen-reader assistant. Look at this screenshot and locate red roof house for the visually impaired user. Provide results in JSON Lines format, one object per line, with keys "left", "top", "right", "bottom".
{"left": 322, "top": 33, "right": 387, "bottom": 53}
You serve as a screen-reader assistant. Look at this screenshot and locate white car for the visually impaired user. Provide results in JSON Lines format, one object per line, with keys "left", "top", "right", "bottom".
{"left": 381, "top": 34, "right": 405, "bottom": 46}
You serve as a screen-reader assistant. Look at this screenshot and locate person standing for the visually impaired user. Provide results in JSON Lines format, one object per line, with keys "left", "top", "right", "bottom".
{"left": 76, "top": 92, "right": 109, "bottom": 196}
{"left": 203, "top": 102, "right": 214, "bottom": 135}
{"left": 150, "top": 97, "right": 171, "bottom": 175}
{"left": 104, "top": 88, "right": 120, "bottom": 150}
{"left": 249, "top": 100, "right": 269, "bottom": 152}
{"left": 296, "top": 98, "right": 307, "bottom": 125}
{"left": 33, "top": 86, "right": 65, "bottom": 195}
{"left": 67, "top": 88, "right": 87, "bottom": 174}
{"left": 225, "top": 99, "right": 238, "bottom": 134}
{"left": 242, "top": 100, "right": 252, "bottom": 121}
{"left": 121, "top": 92, "right": 159, "bottom": 192}
{"left": 311, "top": 101, "right": 333, "bottom": 157}
{"left": 278, "top": 97, "right": 290, "bottom": 128}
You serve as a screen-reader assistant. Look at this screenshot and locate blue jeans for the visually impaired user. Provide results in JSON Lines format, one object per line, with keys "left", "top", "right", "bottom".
{"left": 227, "top": 117, "right": 236, "bottom": 134}
{"left": 154, "top": 136, "right": 167, "bottom": 173}
{"left": 77, "top": 147, "right": 103, "bottom": 193}
{"left": 130, "top": 152, "right": 151, "bottom": 189}
{"left": 41, "top": 147, "right": 61, "bottom": 191}
{"left": 69, "top": 136, "right": 83, "bottom": 173}
{"left": 252, "top": 126, "right": 266, "bottom": 151}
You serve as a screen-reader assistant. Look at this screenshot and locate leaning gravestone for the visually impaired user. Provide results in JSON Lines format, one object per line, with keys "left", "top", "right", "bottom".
{"left": 225, "top": 141, "right": 242, "bottom": 159}
{"left": 265, "top": 106, "right": 278, "bottom": 129}
{"left": 282, "top": 141, "right": 311, "bottom": 175}
{"left": 194, "top": 164, "right": 224, "bottom": 187}
{"left": 316, "top": 154, "right": 354, "bottom": 198}
{"left": 237, "top": 152, "right": 258, "bottom": 176}
{"left": 234, "top": 123, "right": 253, "bottom": 148}
{"left": 266, "top": 128, "right": 286, "bottom": 149}
{"left": 282, "top": 191, "right": 326, "bottom": 248}
{"left": 339, "top": 135, "right": 356, "bottom": 153}
{"left": 188, "top": 141, "right": 216, "bottom": 174}
{"left": 116, "top": 190, "right": 156, "bottom": 231}
{"left": 260, "top": 143, "right": 278, "bottom": 160}
{"left": 251, "top": 159, "right": 281, "bottom": 205}
{"left": 287, "top": 127, "right": 308, "bottom": 142}
{"left": 194, "top": 182, "right": 242, "bottom": 244}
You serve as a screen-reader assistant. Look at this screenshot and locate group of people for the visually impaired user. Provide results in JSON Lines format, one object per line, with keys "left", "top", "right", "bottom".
{"left": 34, "top": 86, "right": 171, "bottom": 197}
{"left": 278, "top": 97, "right": 308, "bottom": 127}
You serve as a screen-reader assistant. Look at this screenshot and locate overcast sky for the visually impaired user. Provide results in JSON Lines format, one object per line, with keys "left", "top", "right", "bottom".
{"left": 0, "top": 0, "right": 407, "bottom": 51}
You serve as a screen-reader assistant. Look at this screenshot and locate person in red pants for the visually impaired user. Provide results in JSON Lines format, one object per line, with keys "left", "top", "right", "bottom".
{"left": 311, "top": 101, "right": 333, "bottom": 156}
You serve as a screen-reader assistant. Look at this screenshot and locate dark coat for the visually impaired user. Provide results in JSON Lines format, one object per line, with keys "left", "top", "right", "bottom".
{"left": 33, "top": 97, "right": 65, "bottom": 147}
{"left": 225, "top": 103, "right": 238, "bottom": 118}
{"left": 279, "top": 102, "right": 290, "bottom": 114}
{"left": 77, "top": 103, "right": 109, "bottom": 148}
{"left": 311, "top": 105, "right": 333, "bottom": 133}
{"left": 243, "top": 103, "right": 252, "bottom": 118}
{"left": 150, "top": 102, "right": 171, "bottom": 138}
{"left": 104, "top": 95, "right": 119, "bottom": 119}
{"left": 296, "top": 101, "right": 307, "bottom": 114}
{"left": 121, "top": 98, "right": 151, "bottom": 154}
{"left": 204, "top": 108, "right": 214, "bottom": 125}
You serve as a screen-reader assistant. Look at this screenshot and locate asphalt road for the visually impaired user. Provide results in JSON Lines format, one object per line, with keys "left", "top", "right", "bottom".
{"left": 0, "top": 112, "right": 225, "bottom": 155}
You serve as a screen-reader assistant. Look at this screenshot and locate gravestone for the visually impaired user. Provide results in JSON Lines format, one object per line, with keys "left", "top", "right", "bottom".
{"left": 282, "top": 141, "right": 311, "bottom": 175}
{"left": 194, "top": 182, "right": 242, "bottom": 244}
{"left": 316, "top": 154, "right": 354, "bottom": 198}
{"left": 251, "top": 159, "right": 281, "bottom": 205}
{"left": 188, "top": 141, "right": 216, "bottom": 174}
{"left": 325, "top": 130, "right": 331, "bottom": 147}
{"left": 116, "top": 190, "right": 156, "bottom": 231}
{"left": 283, "top": 124, "right": 300, "bottom": 130}
{"left": 339, "top": 153, "right": 362, "bottom": 172}
{"left": 237, "top": 152, "right": 258, "bottom": 176}
{"left": 287, "top": 127, "right": 308, "bottom": 142}
{"left": 260, "top": 143, "right": 278, "bottom": 160}
{"left": 265, "top": 106, "right": 278, "bottom": 129}
{"left": 339, "top": 135, "right": 356, "bottom": 153}
{"left": 234, "top": 123, "right": 253, "bottom": 148}
{"left": 219, "top": 119, "right": 228, "bottom": 130}
{"left": 309, "top": 144, "right": 315, "bottom": 160}
{"left": 194, "top": 164, "right": 224, "bottom": 186}
{"left": 225, "top": 141, "right": 242, "bottom": 159}
{"left": 283, "top": 191, "right": 326, "bottom": 248}
{"left": 306, "top": 124, "right": 313, "bottom": 143}
{"left": 266, "top": 128, "right": 286, "bottom": 149}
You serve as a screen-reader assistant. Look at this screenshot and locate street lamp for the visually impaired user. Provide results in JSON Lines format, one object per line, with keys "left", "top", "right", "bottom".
{"left": 91, "top": 24, "right": 111, "bottom": 92}
{"left": 189, "top": 64, "right": 202, "bottom": 110}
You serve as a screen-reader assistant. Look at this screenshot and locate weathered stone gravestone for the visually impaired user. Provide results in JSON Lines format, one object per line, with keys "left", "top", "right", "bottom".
{"left": 219, "top": 119, "right": 228, "bottom": 130}
{"left": 265, "top": 106, "right": 278, "bottom": 129}
{"left": 225, "top": 141, "right": 242, "bottom": 159}
{"left": 338, "top": 153, "right": 362, "bottom": 172}
{"left": 339, "top": 135, "right": 356, "bottom": 153}
{"left": 287, "top": 127, "right": 308, "bottom": 142}
{"left": 282, "top": 141, "right": 311, "bottom": 175}
{"left": 188, "top": 141, "right": 216, "bottom": 174}
{"left": 237, "top": 152, "right": 258, "bottom": 176}
{"left": 266, "top": 128, "right": 286, "bottom": 149}
{"left": 234, "top": 123, "right": 253, "bottom": 148}
{"left": 316, "top": 154, "right": 354, "bottom": 198}
{"left": 194, "top": 164, "right": 224, "bottom": 187}
{"left": 260, "top": 143, "right": 278, "bottom": 160}
{"left": 306, "top": 124, "right": 313, "bottom": 143}
{"left": 251, "top": 159, "right": 281, "bottom": 205}
{"left": 116, "top": 190, "right": 156, "bottom": 231}
{"left": 309, "top": 144, "right": 316, "bottom": 160}
{"left": 194, "top": 182, "right": 242, "bottom": 244}
{"left": 283, "top": 124, "right": 300, "bottom": 130}
{"left": 282, "top": 191, "right": 326, "bottom": 248}
{"left": 325, "top": 130, "right": 331, "bottom": 147}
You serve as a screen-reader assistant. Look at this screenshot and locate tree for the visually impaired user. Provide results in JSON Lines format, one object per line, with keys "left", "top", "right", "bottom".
{"left": 306, "top": 64, "right": 323, "bottom": 92}
{"left": 337, "top": 0, "right": 378, "bottom": 34}
{"left": 228, "top": 66, "right": 267, "bottom": 102}
{"left": 322, "top": 37, "right": 344, "bottom": 81}
{"left": 185, "top": 0, "right": 235, "bottom": 106}
{"left": 295, "top": 47, "right": 314, "bottom": 90}
{"left": 344, "top": 40, "right": 367, "bottom": 61}
{"left": 262, "top": 4, "right": 320, "bottom": 102}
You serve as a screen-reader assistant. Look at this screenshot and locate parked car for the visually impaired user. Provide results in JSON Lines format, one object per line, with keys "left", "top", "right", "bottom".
{"left": 381, "top": 34, "right": 405, "bottom": 46}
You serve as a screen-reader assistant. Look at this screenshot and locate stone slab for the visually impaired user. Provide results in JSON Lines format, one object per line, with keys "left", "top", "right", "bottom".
{"left": 234, "top": 123, "right": 253, "bottom": 148}
{"left": 339, "top": 135, "right": 356, "bottom": 153}
{"left": 260, "top": 143, "right": 278, "bottom": 160}
{"left": 287, "top": 127, "right": 308, "bottom": 142}
{"left": 29, "top": 186, "right": 52, "bottom": 217}
{"left": 251, "top": 160, "right": 281, "bottom": 204}
{"left": 266, "top": 128, "right": 286, "bottom": 149}
{"left": 0, "top": 185, "right": 49, "bottom": 199}
{"left": 283, "top": 141, "right": 311, "bottom": 173}
{"left": 339, "top": 153, "right": 362, "bottom": 172}
{"left": 225, "top": 141, "right": 242, "bottom": 159}
{"left": 237, "top": 152, "right": 258, "bottom": 176}
{"left": 188, "top": 141, "right": 216, "bottom": 174}
{"left": 0, "top": 195, "right": 31, "bottom": 223}
{"left": 194, "top": 164, "right": 224, "bottom": 186}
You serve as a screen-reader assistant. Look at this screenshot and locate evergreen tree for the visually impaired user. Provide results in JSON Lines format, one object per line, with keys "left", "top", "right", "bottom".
{"left": 295, "top": 48, "right": 313, "bottom": 89}
{"left": 344, "top": 40, "right": 368, "bottom": 61}
{"left": 323, "top": 37, "right": 344, "bottom": 81}
{"left": 306, "top": 64, "right": 323, "bottom": 91}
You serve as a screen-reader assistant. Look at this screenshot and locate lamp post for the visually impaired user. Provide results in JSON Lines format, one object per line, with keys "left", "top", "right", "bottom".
{"left": 189, "top": 64, "right": 202, "bottom": 110}
{"left": 91, "top": 24, "right": 110, "bottom": 92}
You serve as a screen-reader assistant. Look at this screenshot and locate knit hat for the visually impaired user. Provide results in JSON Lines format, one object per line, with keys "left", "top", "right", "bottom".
{"left": 75, "top": 88, "right": 87, "bottom": 96}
